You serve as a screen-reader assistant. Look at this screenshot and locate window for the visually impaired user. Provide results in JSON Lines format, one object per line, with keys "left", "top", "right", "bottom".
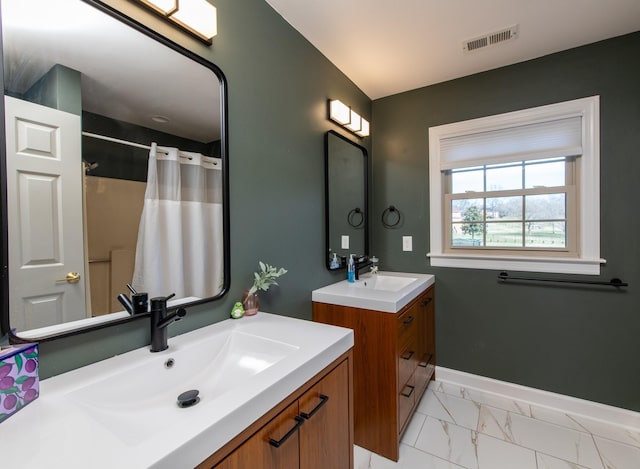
{"left": 428, "top": 96, "right": 603, "bottom": 275}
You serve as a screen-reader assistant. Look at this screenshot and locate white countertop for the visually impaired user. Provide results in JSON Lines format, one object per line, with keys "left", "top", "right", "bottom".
{"left": 312, "top": 271, "right": 435, "bottom": 313}
{"left": 0, "top": 313, "right": 353, "bottom": 468}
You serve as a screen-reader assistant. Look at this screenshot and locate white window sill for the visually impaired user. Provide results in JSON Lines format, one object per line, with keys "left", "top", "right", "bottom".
{"left": 427, "top": 252, "right": 605, "bottom": 275}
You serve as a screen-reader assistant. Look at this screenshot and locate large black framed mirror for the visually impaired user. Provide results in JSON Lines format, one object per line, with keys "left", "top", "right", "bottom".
{"left": 0, "top": 0, "right": 229, "bottom": 341}
{"left": 324, "top": 130, "right": 368, "bottom": 270}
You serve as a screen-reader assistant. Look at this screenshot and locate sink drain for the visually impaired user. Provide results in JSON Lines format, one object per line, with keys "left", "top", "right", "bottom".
{"left": 177, "top": 389, "right": 200, "bottom": 408}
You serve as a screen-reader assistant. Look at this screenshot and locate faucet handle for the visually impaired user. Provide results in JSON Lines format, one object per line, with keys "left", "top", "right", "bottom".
{"left": 150, "top": 293, "right": 176, "bottom": 305}
{"left": 117, "top": 293, "right": 134, "bottom": 315}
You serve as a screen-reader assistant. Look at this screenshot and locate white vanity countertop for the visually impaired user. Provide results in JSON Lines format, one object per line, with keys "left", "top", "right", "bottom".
{"left": 312, "top": 271, "right": 435, "bottom": 313}
{"left": 0, "top": 313, "right": 354, "bottom": 468}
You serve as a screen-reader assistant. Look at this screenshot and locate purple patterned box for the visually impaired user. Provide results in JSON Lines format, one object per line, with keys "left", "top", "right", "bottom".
{"left": 0, "top": 343, "right": 39, "bottom": 424}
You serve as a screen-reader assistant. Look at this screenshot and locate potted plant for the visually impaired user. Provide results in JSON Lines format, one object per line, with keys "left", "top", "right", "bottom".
{"left": 242, "top": 262, "right": 288, "bottom": 316}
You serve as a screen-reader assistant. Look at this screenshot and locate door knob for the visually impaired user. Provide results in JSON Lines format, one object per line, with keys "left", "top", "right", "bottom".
{"left": 56, "top": 272, "right": 81, "bottom": 284}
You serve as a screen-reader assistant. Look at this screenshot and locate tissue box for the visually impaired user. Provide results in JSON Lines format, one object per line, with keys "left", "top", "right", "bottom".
{"left": 0, "top": 343, "right": 39, "bottom": 424}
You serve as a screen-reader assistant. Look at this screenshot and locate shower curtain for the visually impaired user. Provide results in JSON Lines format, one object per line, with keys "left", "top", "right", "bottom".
{"left": 132, "top": 143, "right": 223, "bottom": 299}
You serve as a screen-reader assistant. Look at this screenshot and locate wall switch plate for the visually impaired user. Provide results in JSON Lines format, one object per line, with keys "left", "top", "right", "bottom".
{"left": 341, "top": 235, "right": 349, "bottom": 249}
{"left": 402, "top": 236, "right": 413, "bottom": 251}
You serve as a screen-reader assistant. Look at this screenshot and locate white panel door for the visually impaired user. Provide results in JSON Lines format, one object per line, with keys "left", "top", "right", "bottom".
{"left": 5, "top": 96, "right": 86, "bottom": 331}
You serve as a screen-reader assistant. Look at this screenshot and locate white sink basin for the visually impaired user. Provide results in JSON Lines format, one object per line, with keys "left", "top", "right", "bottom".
{"left": 312, "top": 271, "right": 435, "bottom": 313}
{"left": 1, "top": 313, "right": 353, "bottom": 469}
{"left": 353, "top": 274, "right": 417, "bottom": 292}
{"left": 69, "top": 330, "right": 298, "bottom": 444}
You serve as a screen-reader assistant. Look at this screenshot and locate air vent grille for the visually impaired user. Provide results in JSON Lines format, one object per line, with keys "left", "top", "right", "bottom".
{"left": 463, "top": 25, "right": 518, "bottom": 52}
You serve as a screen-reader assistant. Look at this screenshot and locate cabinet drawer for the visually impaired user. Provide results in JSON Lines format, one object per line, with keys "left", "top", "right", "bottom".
{"left": 398, "top": 377, "right": 416, "bottom": 433}
{"left": 398, "top": 339, "right": 417, "bottom": 388}
{"left": 397, "top": 308, "right": 418, "bottom": 346}
{"left": 414, "top": 353, "right": 435, "bottom": 398}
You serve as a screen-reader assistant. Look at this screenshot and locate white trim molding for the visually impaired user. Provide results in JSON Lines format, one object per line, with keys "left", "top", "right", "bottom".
{"left": 436, "top": 366, "right": 640, "bottom": 431}
{"left": 428, "top": 96, "right": 603, "bottom": 275}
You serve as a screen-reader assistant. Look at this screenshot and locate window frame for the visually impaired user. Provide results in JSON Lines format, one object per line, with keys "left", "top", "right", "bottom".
{"left": 443, "top": 157, "right": 577, "bottom": 255}
{"left": 428, "top": 96, "right": 604, "bottom": 275}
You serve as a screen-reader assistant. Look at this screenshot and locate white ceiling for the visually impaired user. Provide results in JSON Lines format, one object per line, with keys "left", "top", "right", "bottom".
{"left": 265, "top": 0, "right": 640, "bottom": 100}
{"left": 2, "top": 0, "right": 221, "bottom": 143}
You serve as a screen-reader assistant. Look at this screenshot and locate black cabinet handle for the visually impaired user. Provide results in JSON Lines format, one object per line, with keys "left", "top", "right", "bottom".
{"left": 422, "top": 298, "right": 432, "bottom": 307}
{"left": 401, "top": 350, "right": 415, "bottom": 361}
{"left": 269, "top": 416, "right": 304, "bottom": 448}
{"left": 403, "top": 315, "right": 415, "bottom": 325}
{"left": 401, "top": 385, "right": 415, "bottom": 398}
{"left": 418, "top": 354, "right": 433, "bottom": 367}
{"left": 300, "top": 394, "right": 329, "bottom": 420}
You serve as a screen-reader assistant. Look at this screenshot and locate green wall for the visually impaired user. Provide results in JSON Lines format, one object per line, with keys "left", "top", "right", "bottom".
{"left": 371, "top": 32, "right": 640, "bottom": 411}
{"left": 37, "top": 0, "right": 370, "bottom": 377}
{"left": 23, "top": 1, "right": 640, "bottom": 414}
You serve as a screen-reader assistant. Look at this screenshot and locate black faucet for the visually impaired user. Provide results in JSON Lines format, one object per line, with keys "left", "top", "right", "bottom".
{"left": 149, "top": 293, "right": 186, "bottom": 352}
{"left": 117, "top": 284, "right": 149, "bottom": 315}
{"left": 354, "top": 256, "right": 372, "bottom": 280}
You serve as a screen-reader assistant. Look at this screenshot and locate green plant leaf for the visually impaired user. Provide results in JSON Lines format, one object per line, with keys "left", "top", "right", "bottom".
{"left": 0, "top": 387, "right": 19, "bottom": 394}
{"left": 14, "top": 354, "right": 23, "bottom": 373}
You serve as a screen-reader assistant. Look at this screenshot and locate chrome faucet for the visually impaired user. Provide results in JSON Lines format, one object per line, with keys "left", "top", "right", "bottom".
{"left": 149, "top": 293, "right": 186, "bottom": 352}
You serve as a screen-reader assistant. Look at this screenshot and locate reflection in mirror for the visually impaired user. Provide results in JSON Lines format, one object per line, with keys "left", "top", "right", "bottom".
{"left": 1, "top": 0, "right": 229, "bottom": 340}
{"left": 324, "top": 130, "right": 368, "bottom": 270}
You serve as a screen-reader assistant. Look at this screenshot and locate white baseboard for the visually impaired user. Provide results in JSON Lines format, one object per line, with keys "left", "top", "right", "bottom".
{"left": 436, "top": 366, "right": 640, "bottom": 431}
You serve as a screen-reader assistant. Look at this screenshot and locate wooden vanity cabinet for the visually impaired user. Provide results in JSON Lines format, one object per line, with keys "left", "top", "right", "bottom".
{"left": 313, "top": 285, "right": 435, "bottom": 462}
{"left": 197, "top": 352, "right": 353, "bottom": 469}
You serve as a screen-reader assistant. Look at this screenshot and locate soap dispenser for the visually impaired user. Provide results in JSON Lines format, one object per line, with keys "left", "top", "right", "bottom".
{"left": 347, "top": 254, "right": 356, "bottom": 283}
{"left": 330, "top": 252, "right": 340, "bottom": 269}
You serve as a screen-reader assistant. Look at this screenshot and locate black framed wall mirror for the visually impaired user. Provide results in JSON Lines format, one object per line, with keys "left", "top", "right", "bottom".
{"left": 0, "top": 0, "right": 229, "bottom": 341}
{"left": 324, "top": 130, "right": 368, "bottom": 270}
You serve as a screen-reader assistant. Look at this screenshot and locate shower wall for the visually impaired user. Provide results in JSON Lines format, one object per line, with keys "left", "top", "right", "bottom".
{"left": 84, "top": 176, "right": 145, "bottom": 315}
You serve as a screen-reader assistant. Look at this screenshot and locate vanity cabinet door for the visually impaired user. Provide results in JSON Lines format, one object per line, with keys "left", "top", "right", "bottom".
{"left": 415, "top": 289, "right": 436, "bottom": 398}
{"left": 208, "top": 354, "right": 353, "bottom": 469}
{"left": 299, "top": 360, "right": 351, "bottom": 469}
{"left": 215, "top": 401, "right": 301, "bottom": 469}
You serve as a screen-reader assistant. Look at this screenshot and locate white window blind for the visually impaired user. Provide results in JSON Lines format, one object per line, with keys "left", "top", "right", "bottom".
{"left": 439, "top": 116, "right": 583, "bottom": 170}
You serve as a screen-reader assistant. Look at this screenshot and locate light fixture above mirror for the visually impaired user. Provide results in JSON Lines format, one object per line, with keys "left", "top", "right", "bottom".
{"left": 132, "top": 0, "right": 217, "bottom": 45}
{"left": 329, "top": 99, "right": 370, "bottom": 137}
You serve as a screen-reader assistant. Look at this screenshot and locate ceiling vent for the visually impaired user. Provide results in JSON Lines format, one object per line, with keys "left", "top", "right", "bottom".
{"left": 463, "top": 25, "right": 519, "bottom": 52}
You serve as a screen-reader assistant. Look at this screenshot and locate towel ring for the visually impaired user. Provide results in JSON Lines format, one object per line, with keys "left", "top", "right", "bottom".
{"left": 382, "top": 205, "right": 401, "bottom": 228}
{"left": 347, "top": 208, "right": 364, "bottom": 228}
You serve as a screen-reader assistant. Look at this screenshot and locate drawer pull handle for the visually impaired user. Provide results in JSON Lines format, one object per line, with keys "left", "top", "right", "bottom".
{"left": 301, "top": 394, "right": 329, "bottom": 420}
{"left": 422, "top": 298, "right": 432, "bottom": 306}
{"left": 269, "top": 416, "right": 304, "bottom": 448}
{"left": 401, "top": 385, "right": 415, "bottom": 398}
{"left": 401, "top": 350, "right": 414, "bottom": 361}
{"left": 418, "top": 354, "right": 433, "bottom": 367}
{"left": 403, "top": 315, "right": 415, "bottom": 325}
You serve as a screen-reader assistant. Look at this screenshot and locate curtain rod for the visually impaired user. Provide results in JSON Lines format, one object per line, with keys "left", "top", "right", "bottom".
{"left": 82, "top": 131, "right": 151, "bottom": 150}
{"left": 498, "top": 271, "right": 628, "bottom": 288}
{"left": 81, "top": 132, "right": 222, "bottom": 168}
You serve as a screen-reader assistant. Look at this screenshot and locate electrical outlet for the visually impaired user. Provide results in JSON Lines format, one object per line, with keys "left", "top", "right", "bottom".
{"left": 341, "top": 235, "right": 349, "bottom": 249}
{"left": 402, "top": 236, "right": 413, "bottom": 251}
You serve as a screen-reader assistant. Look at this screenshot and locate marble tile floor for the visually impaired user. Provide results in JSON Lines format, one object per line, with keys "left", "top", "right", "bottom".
{"left": 354, "top": 380, "right": 640, "bottom": 469}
